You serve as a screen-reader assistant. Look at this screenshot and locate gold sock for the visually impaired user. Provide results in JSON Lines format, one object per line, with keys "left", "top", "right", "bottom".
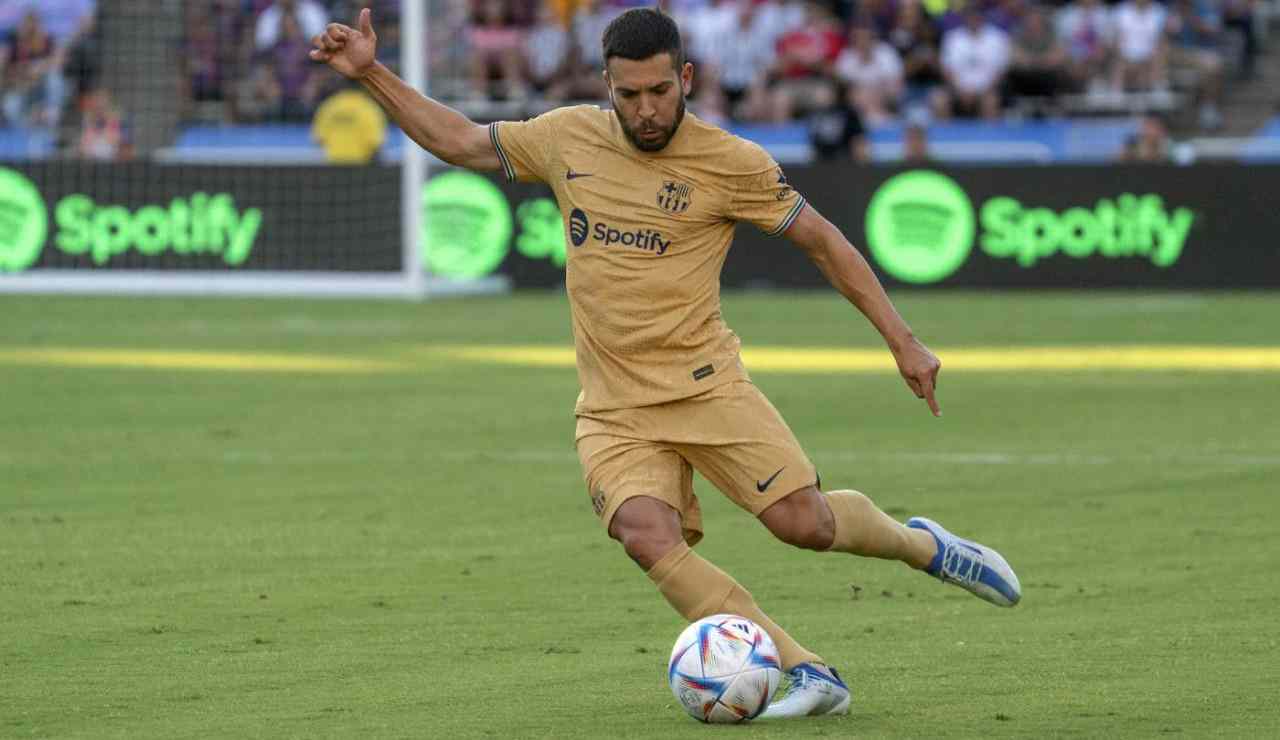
{"left": 825, "top": 489, "right": 935, "bottom": 568}
{"left": 646, "top": 541, "right": 824, "bottom": 671}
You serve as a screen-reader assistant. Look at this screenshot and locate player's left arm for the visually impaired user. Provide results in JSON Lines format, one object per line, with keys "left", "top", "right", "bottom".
{"left": 784, "top": 204, "right": 942, "bottom": 417}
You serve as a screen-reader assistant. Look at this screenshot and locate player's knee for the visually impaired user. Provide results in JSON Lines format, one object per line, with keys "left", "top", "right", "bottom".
{"left": 614, "top": 525, "right": 683, "bottom": 571}
{"left": 758, "top": 486, "right": 835, "bottom": 552}
{"left": 609, "top": 496, "right": 684, "bottom": 570}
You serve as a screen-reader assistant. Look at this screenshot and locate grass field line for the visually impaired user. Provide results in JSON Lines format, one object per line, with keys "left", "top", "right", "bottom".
{"left": 5, "top": 344, "right": 1280, "bottom": 373}
{"left": 439, "top": 345, "right": 1280, "bottom": 372}
{"left": 7, "top": 449, "right": 1275, "bottom": 468}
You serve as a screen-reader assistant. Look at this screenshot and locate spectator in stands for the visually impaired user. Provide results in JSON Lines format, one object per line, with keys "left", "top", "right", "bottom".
{"left": 0, "top": 5, "right": 24, "bottom": 36}
{"left": 808, "top": 79, "right": 870, "bottom": 162}
{"left": 237, "top": 59, "right": 283, "bottom": 122}
{"left": 934, "top": 6, "right": 1011, "bottom": 120}
{"left": 1222, "top": 0, "right": 1257, "bottom": 80}
{"left": 1055, "top": 0, "right": 1114, "bottom": 93}
{"left": 698, "top": 1, "right": 776, "bottom": 123}
{"left": 756, "top": 0, "right": 809, "bottom": 42}
{"left": 256, "top": 0, "right": 327, "bottom": 51}
{"left": 887, "top": 0, "right": 943, "bottom": 107}
{"left": 1111, "top": 0, "right": 1168, "bottom": 94}
{"left": 0, "top": 0, "right": 96, "bottom": 49}
{"left": 903, "top": 118, "right": 931, "bottom": 163}
{"left": 833, "top": 20, "right": 904, "bottom": 126}
{"left": 1120, "top": 114, "right": 1170, "bottom": 161}
{"left": 986, "top": 0, "right": 1029, "bottom": 34}
{"left": 568, "top": 0, "right": 618, "bottom": 100}
{"left": 546, "top": 0, "right": 585, "bottom": 27}
{"left": 680, "top": 0, "right": 737, "bottom": 69}
{"left": 664, "top": 0, "right": 714, "bottom": 14}
{"left": 180, "top": 0, "right": 241, "bottom": 121}
{"left": 76, "top": 85, "right": 131, "bottom": 160}
{"left": 267, "top": 7, "right": 320, "bottom": 119}
{"left": 31, "top": 0, "right": 96, "bottom": 47}
{"left": 1007, "top": 5, "right": 1068, "bottom": 107}
{"left": 312, "top": 87, "right": 386, "bottom": 163}
{"left": 0, "top": 9, "right": 66, "bottom": 127}
{"left": 858, "top": 0, "right": 902, "bottom": 37}
{"left": 428, "top": 0, "right": 473, "bottom": 98}
{"left": 766, "top": 2, "right": 846, "bottom": 123}
{"left": 1166, "top": 0, "right": 1224, "bottom": 129}
{"left": 525, "top": 2, "right": 573, "bottom": 102}
{"left": 469, "top": 0, "right": 528, "bottom": 101}
{"left": 59, "top": 4, "right": 100, "bottom": 106}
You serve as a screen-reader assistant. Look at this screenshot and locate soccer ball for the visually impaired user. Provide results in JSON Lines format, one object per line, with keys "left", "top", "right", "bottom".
{"left": 667, "top": 614, "right": 782, "bottom": 723}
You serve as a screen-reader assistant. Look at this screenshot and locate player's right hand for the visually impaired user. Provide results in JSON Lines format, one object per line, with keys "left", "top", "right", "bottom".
{"left": 892, "top": 336, "right": 942, "bottom": 417}
{"left": 310, "top": 8, "right": 377, "bottom": 80}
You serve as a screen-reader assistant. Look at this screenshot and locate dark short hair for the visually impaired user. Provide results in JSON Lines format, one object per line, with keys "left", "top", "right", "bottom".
{"left": 602, "top": 8, "right": 685, "bottom": 71}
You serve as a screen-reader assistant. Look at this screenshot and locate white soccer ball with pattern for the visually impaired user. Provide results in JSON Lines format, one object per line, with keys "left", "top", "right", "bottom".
{"left": 667, "top": 614, "right": 782, "bottom": 723}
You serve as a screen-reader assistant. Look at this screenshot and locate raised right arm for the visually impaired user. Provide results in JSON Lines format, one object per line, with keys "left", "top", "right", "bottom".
{"left": 358, "top": 62, "right": 501, "bottom": 172}
{"left": 310, "top": 8, "right": 500, "bottom": 172}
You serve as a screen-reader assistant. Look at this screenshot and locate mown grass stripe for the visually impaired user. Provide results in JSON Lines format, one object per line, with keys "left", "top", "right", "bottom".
{"left": 0, "top": 348, "right": 398, "bottom": 373}
{"left": 436, "top": 345, "right": 1280, "bottom": 372}
{"left": 5, "top": 345, "right": 1280, "bottom": 374}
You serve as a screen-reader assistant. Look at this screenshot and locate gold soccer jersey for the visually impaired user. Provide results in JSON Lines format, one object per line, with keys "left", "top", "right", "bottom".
{"left": 490, "top": 105, "right": 806, "bottom": 413}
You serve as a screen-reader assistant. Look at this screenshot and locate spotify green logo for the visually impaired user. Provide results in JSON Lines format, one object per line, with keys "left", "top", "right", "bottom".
{"left": 865, "top": 170, "right": 975, "bottom": 284}
{"left": 0, "top": 167, "right": 48, "bottom": 273}
{"left": 421, "top": 171, "right": 512, "bottom": 278}
{"left": 515, "top": 198, "right": 566, "bottom": 267}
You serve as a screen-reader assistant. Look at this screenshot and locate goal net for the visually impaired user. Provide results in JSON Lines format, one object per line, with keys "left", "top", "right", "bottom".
{"left": 0, "top": 0, "right": 503, "bottom": 298}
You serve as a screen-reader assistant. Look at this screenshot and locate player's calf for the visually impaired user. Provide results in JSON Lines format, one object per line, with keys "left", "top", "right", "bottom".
{"left": 822, "top": 489, "right": 936, "bottom": 568}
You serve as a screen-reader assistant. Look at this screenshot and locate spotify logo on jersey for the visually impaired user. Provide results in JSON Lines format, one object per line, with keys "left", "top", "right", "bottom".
{"left": 569, "top": 208, "right": 589, "bottom": 247}
{"left": 0, "top": 167, "right": 48, "bottom": 272}
{"left": 865, "top": 170, "right": 975, "bottom": 285}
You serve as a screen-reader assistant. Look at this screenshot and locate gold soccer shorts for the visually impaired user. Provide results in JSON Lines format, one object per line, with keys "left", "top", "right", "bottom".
{"left": 575, "top": 380, "right": 818, "bottom": 545}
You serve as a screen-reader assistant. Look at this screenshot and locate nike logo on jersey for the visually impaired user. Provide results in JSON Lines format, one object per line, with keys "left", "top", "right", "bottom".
{"left": 756, "top": 467, "right": 786, "bottom": 493}
{"left": 566, "top": 169, "right": 594, "bottom": 180}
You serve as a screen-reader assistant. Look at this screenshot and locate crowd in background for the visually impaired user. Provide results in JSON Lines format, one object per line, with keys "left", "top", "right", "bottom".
{"left": 168, "top": 0, "right": 1263, "bottom": 131}
{"left": 0, "top": 0, "right": 1269, "bottom": 161}
{"left": 180, "top": 0, "right": 404, "bottom": 124}
{"left": 0, "top": 1, "right": 130, "bottom": 158}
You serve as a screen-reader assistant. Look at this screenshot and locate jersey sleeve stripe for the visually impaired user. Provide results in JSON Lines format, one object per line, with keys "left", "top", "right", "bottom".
{"left": 489, "top": 122, "right": 516, "bottom": 182}
{"left": 767, "top": 196, "right": 808, "bottom": 237}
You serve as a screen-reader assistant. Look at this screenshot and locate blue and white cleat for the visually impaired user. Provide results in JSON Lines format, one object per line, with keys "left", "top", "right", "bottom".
{"left": 758, "top": 663, "right": 851, "bottom": 719}
{"left": 907, "top": 517, "right": 1022, "bottom": 607}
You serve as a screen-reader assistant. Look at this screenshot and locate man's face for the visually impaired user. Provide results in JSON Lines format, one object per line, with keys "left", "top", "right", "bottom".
{"left": 852, "top": 27, "right": 873, "bottom": 52}
{"left": 604, "top": 53, "right": 693, "bottom": 153}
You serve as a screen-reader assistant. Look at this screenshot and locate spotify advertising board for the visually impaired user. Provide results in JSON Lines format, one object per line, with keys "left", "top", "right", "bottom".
{"left": 0, "top": 163, "right": 400, "bottom": 273}
{"left": 4, "top": 161, "right": 1275, "bottom": 287}
{"left": 721, "top": 164, "right": 1278, "bottom": 289}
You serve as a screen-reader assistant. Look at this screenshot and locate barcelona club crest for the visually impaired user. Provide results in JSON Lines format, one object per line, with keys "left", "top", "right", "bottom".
{"left": 657, "top": 180, "right": 693, "bottom": 214}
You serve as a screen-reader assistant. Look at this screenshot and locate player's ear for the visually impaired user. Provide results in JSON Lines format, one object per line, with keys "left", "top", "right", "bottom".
{"left": 603, "top": 71, "right": 617, "bottom": 108}
{"left": 680, "top": 62, "right": 693, "bottom": 97}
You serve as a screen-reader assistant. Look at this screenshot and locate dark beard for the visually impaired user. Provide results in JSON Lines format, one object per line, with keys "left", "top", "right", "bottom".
{"left": 615, "top": 94, "right": 686, "bottom": 153}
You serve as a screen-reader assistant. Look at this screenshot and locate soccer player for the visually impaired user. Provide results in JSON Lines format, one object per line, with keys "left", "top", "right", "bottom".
{"left": 312, "top": 7, "right": 1021, "bottom": 719}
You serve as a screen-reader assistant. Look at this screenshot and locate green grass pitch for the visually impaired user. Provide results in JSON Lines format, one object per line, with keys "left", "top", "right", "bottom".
{"left": 3, "top": 291, "right": 1279, "bottom": 738}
